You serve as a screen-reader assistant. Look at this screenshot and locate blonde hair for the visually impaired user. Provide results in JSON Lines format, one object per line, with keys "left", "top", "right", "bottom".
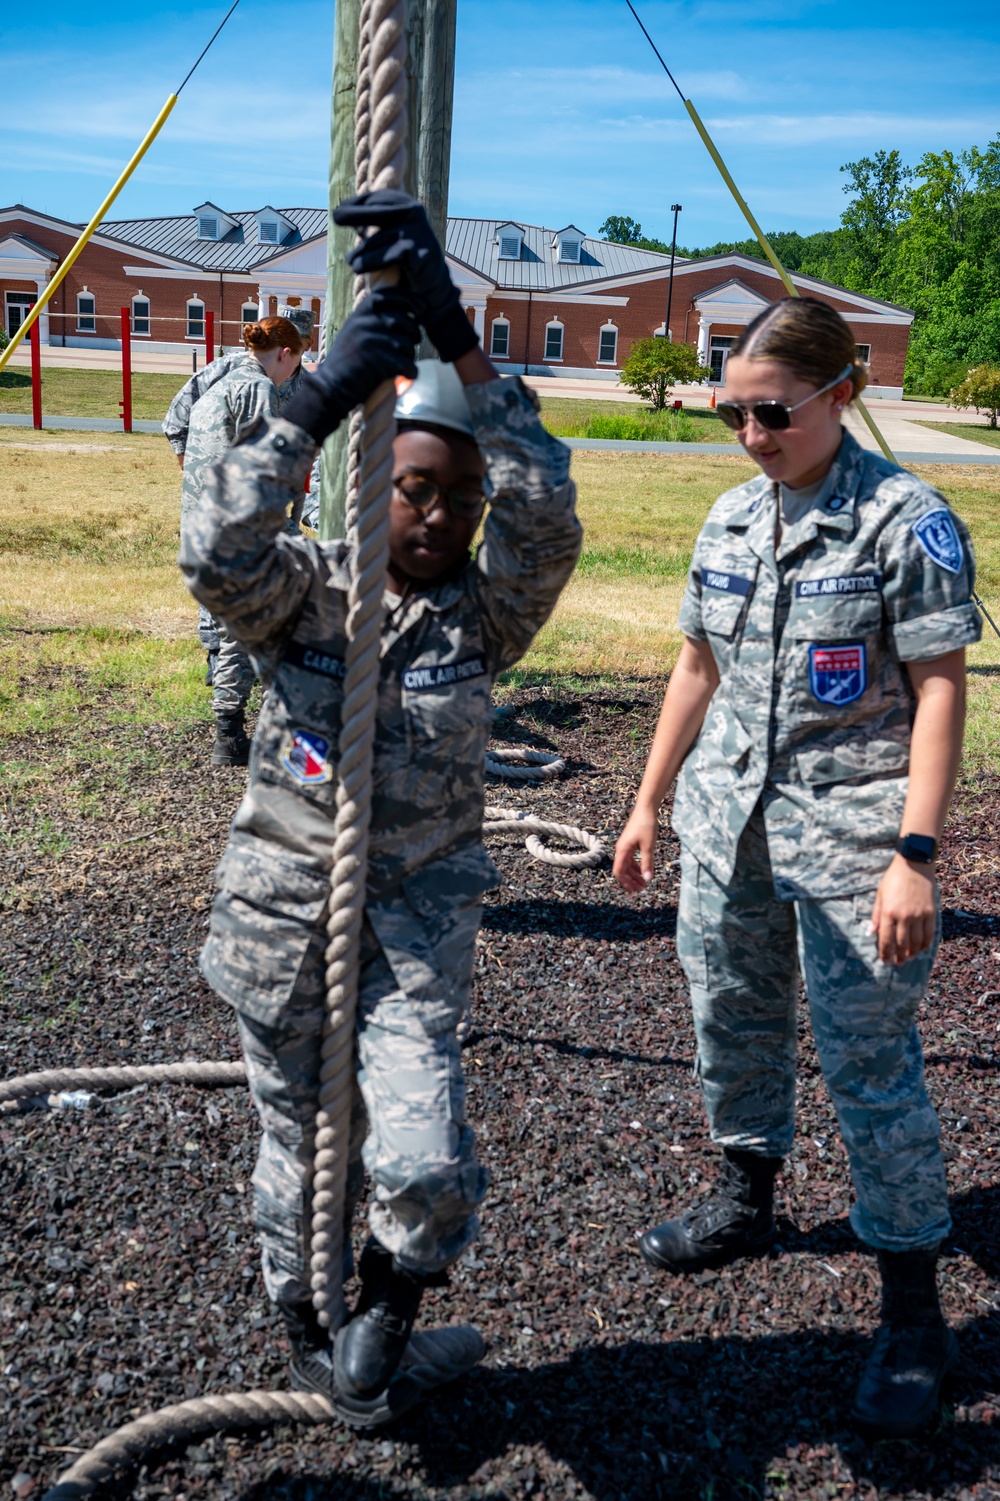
{"left": 731, "top": 297, "right": 868, "bottom": 400}
{"left": 242, "top": 315, "right": 307, "bottom": 355}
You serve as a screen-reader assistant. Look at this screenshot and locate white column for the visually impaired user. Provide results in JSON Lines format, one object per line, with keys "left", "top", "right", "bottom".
{"left": 35, "top": 280, "right": 50, "bottom": 344}
{"left": 257, "top": 287, "right": 270, "bottom": 318}
{"left": 697, "top": 316, "right": 711, "bottom": 367}
{"left": 468, "top": 297, "right": 487, "bottom": 343}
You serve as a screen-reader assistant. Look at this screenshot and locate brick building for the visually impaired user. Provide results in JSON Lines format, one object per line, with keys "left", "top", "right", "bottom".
{"left": 0, "top": 204, "right": 913, "bottom": 396}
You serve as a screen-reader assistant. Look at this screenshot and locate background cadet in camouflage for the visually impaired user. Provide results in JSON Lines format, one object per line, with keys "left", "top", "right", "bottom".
{"left": 162, "top": 305, "right": 315, "bottom": 458}
{"left": 179, "top": 191, "right": 581, "bottom": 1414}
{"left": 615, "top": 296, "right": 976, "bottom": 1440}
{"left": 179, "top": 315, "right": 308, "bottom": 765}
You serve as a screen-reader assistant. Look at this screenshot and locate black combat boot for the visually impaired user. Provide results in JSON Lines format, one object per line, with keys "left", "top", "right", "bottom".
{"left": 279, "top": 1298, "right": 336, "bottom": 1395}
{"left": 853, "top": 1246, "right": 958, "bottom": 1439}
{"left": 211, "top": 709, "right": 251, "bottom": 767}
{"left": 640, "top": 1147, "right": 781, "bottom": 1272}
{"left": 204, "top": 649, "right": 219, "bottom": 686}
{"left": 335, "top": 1238, "right": 434, "bottom": 1400}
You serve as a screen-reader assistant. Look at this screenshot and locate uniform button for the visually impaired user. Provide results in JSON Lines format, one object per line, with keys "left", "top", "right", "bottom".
{"left": 272, "top": 434, "right": 288, "bottom": 452}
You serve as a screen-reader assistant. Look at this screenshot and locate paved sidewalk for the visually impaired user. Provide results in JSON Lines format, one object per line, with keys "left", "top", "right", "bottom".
{"left": 3, "top": 412, "right": 996, "bottom": 465}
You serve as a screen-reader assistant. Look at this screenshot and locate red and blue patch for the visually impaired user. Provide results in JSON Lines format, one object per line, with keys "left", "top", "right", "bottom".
{"left": 808, "top": 642, "right": 867, "bottom": 706}
{"left": 281, "top": 729, "right": 333, "bottom": 785}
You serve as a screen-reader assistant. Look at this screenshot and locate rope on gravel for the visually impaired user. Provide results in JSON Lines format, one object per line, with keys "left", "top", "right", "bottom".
{"left": 0, "top": 1060, "right": 246, "bottom": 1106}
{"left": 310, "top": 0, "right": 408, "bottom": 1337}
{"left": 484, "top": 746, "right": 566, "bottom": 782}
{"left": 484, "top": 805, "right": 606, "bottom": 870}
{"left": 41, "top": 1390, "right": 334, "bottom": 1500}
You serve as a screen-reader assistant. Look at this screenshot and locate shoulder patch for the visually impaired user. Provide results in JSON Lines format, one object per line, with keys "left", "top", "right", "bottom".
{"left": 912, "top": 508, "right": 964, "bottom": 575}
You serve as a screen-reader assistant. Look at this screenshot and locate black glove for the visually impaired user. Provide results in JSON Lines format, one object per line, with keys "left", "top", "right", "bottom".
{"left": 334, "top": 190, "right": 479, "bottom": 364}
{"left": 281, "top": 286, "right": 419, "bottom": 446}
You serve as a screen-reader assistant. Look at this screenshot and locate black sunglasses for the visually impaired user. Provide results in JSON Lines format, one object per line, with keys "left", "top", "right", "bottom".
{"left": 394, "top": 473, "right": 486, "bottom": 521}
{"left": 716, "top": 364, "right": 854, "bottom": 433}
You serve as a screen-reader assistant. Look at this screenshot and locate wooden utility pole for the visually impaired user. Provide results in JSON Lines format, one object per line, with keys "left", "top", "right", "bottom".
{"left": 320, "top": 0, "right": 458, "bottom": 539}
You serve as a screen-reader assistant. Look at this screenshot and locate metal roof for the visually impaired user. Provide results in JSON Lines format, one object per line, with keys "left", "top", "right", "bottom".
{"left": 101, "top": 208, "right": 327, "bottom": 272}
{"left": 446, "top": 218, "right": 683, "bottom": 291}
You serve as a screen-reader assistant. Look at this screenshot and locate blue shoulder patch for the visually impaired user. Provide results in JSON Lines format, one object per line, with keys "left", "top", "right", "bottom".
{"left": 912, "top": 508, "right": 964, "bottom": 575}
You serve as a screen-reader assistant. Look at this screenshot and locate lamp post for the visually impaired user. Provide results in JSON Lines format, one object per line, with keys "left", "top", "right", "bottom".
{"left": 664, "top": 202, "right": 682, "bottom": 340}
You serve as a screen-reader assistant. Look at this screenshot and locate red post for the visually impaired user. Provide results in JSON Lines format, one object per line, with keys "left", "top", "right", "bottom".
{"left": 29, "top": 304, "right": 42, "bottom": 430}
{"left": 206, "top": 309, "right": 215, "bottom": 366}
{"left": 119, "top": 307, "right": 133, "bottom": 434}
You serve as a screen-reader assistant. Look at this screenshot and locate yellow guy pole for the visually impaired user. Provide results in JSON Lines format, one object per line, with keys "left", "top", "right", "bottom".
{"left": 623, "top": 1, "right": 896, "bottom": 463}
{"left": 683, "top": 101, "right": 896, "bottom": 463}
{"left": 0, "top": 0, "right": 243, "bottom": 376}
{"left": 0, "top": 94, "right": 178, "bottom": 375}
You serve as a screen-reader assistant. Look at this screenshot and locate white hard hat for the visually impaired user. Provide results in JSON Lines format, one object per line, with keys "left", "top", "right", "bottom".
{"left": 394, "top": 359, "right": 475, "bottom": 439}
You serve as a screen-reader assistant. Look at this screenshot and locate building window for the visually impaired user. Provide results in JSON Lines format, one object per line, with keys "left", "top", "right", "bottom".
{"left": 5, "top": 292, "right": 34, "bottom": 337}
{"left": 186, "top": 299, "right": 205, "bottom": 339}
{"left": 131, "top": 297, "right": 150, "bottom": 336}
{"left": 77, "top": 291, "right": 96, "bottom": 333}
{"left": 544, "top": 322, "right": 564, "bottom": 361}
{"left": 490, "top": 318, "right": 510, "bottom": 359}
{"left": 198, "top": 216, "right": 219, "bottom": 241}
{"left": 558, "top": 238, "right": 581, "bottom": 264}
{"left": 259, "top": 221, "right": 278, "bottom": 244}
{"left": 708, "top": 335, "right": 737, "bottom": 384}
{"left": 598, "top": 325, "right": 618, "bottom": 364}
{"left": 242, "top": 303, "right": 259, "bottom": 328}
{"left": 856, "top": 344, "right": 871, "bottom": 363}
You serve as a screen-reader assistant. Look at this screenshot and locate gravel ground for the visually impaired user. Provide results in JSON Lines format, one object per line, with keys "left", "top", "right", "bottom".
{"left": 1, "top": 685, "right": 998, "bottom": 1501}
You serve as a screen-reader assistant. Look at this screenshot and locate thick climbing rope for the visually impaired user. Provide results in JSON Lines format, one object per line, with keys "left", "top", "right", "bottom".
{"left": 310, "top": 0, "right": 407, "bottom": 1338}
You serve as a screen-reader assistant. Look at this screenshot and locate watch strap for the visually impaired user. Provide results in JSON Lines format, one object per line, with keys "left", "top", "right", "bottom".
{"left": 895, "top": 833, "right": 938, "bottom": 864}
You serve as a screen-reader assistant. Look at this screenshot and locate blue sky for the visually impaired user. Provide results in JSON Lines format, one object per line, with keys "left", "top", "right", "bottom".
{"left": 2, "top": 0, "right": 997, "bottom": 247}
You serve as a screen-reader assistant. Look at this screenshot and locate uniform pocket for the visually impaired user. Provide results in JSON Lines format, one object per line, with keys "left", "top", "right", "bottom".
{"left": 700, "top": 560, "right": 759, "bottom": 641}
{"left": 789, "top": 595, "right": 882, "bottom": 642}
{"left": 201, "top": 845, "right": 330, "bottom": 1022}
{"left": 402, "top": 659, "right": 493, "bottom": 741}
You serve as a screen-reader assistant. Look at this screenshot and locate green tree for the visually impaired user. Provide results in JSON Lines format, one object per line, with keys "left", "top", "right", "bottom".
{"left": 599, "top": 215, "right": 643, "bottom": 244}
{"left": 839, "top": 149, "right": 912, "bottom": 294}
{"left": 951, "top": 364, "right": 1000, "bottom": 428}
{"left": 619, "top": 338, "right": 709, "bottom": 410}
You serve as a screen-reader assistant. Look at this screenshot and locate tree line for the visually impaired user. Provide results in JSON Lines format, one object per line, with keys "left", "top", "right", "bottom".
{"left": 600, "top": 138, "right": 1000, "bottom": 397}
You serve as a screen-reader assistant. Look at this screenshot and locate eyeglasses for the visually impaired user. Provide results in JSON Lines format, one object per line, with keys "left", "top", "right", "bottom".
{"left": 394, "top": 473, "right": 486, "bottom": 521}
{"left": 716, "top": 364, "right": 854, "bottom": 433}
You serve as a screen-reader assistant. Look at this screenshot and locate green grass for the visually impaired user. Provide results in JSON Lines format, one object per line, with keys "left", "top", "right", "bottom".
{"left": 0, "top": 366, "right": 187, "bottom": 420}
{"left": 913, "top": 420, "right": 1000, "bottom": 451}
{"left": 539, "top": 395, "right": 736, "bottom": 444}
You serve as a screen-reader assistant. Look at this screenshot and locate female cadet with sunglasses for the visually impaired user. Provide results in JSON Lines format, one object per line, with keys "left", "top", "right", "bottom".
{"left": 614, "top": 297, "right": 980, "bottom": 1438}
{"left": 180, "top": 192, "right": 581, "bottom": 1425}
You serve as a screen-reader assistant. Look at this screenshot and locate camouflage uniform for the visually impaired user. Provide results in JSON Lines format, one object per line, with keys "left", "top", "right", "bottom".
{"left": 673, "top": 429, "right": 980, "bottom": 1251}
{"left": 180, "top": 360, "right": 288, "bottom": 717}
{"left": 165, "top": 352, "right": 307, "bottom": 659}
{"left": 179, "top": 378, "right": 581, "bottom": 1300}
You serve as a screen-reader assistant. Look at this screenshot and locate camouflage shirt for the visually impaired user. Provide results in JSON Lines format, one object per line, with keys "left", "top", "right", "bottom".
{"left": 673, "top": 429, "right": 981, "bottom": 900}
{"left": 179, "top": 376, "right": 582, "bottom": 1020}
{"left": 179, "top": 361, "right": 282, "bottom": 520}
{"left": 163, "top": 352, "right": 304, "bottom": 456}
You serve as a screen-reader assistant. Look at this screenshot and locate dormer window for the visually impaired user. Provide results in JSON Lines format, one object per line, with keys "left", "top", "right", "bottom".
{"left": 496, "top": 222, "right": 524, "bottom": 261}
{"left": 193, "top": 202, "right": 238, "bottom": 243}
{"left": 554, "top": 225, "right": 586, "bottom": 264}
{"left": 255, "top": 207, "right": 293, "bottom": 248}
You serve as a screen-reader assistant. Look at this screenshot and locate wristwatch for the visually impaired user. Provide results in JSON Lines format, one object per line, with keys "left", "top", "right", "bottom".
{"left": 895, "top": 833, "right": 938, "bottom": 865}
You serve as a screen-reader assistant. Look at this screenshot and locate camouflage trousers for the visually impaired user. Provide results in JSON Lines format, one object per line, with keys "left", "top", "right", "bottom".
{"left": 236, "top": 922, "right": 488, "bottom": 1304}
{"left": 196, "top": 606, "right": 254, "bottom": 715}
{"left": 676, "top": 806, "right": 949, "bottom": 1252}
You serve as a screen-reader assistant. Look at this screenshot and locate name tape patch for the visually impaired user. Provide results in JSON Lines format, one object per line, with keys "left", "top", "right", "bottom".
{"left": 402, "top": 655, "right": 487, "bottom": 693}
{"left": 281, "top": 729, "right": 334, "bottom": 785}
{"left": 808, "top": 642, "right": 867, "bottom": 706}
{"left": 912, "top": 508, "right": 964, "bottom": 575}
{"left": 701, "top": 568, "right": 752, "bottom": 597}
{"left": 795, "top": 572, "right": 882, "bottom": 599}
{"left": 283, "top": 640, "right": 347, "bottom": 680}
